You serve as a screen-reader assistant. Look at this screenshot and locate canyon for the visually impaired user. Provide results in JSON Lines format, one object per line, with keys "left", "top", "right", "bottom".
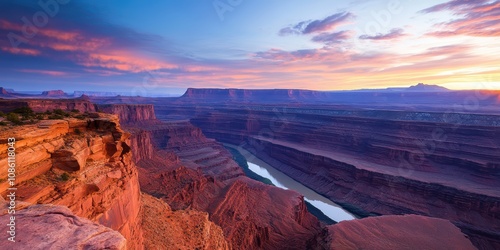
{"left": 145, "top": 88, "right": 498, "bottom": 249}
{"left": 0, "top": 92, "right": 491, "bottom": 249}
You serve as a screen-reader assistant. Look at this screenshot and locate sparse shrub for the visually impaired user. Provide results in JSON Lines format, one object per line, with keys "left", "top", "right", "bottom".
{"left": 60, "top": 173, "right": 70, "bottom": 181}
{"left": 0, "top": 111, "right": 5, "bottom": 117}
{"left": 6, "top": 113, "right": 22, "bottom": 125}
{"left": 74, "top": 128, "right": 82, "bottom": 135}
{"left": 13, "top": 107, "right": 34, "bottom": 116}
{"left": 53, "top": 109, "right": 66, "bottom": 116}
{"left": 71, "top": 109, "right": 80, "bottom": 113}
{"left": 0, "top": 121, "right": 7, "bottom": 126}
{"left": 35, "top": 114, "right": 44, "bottom": 120}
{"left": 45, "top": 110, "right": 52, "bottom": 115}
{"left": 48, "top": 114, "right": 64, "bottom": 120}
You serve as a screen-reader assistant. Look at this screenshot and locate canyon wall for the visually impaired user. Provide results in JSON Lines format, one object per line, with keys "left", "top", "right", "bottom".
{"left": 153, "top": 104, "right": 499, "bottom": 249}
{"left": 115, "top": 114, "right": 323, "bottom": 249}
{"left": 178, "top": 88, "right": 500, "bottom": 108}
{"left": 0, "top": 114, "right": 144, "bottom": 249}
{"left": 0, "top": 97, "right": 95, "bottom": 113}
{"left": 96, "top": 104, "right": 157, "bottom": 123}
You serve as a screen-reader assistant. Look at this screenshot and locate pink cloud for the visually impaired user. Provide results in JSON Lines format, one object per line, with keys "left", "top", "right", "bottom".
{"left": 422, "top": 0, "right": 500, "bottom": 37}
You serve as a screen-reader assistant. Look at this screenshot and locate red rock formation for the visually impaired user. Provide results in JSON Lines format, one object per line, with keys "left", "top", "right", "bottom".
{"left": 0, "top": 204, "right": 126, "bottom": 250}
{"left": 26, "top": 98, "right": 96, "bottom": 112}
{"left": 41, "top": 90, "right": 67, "bottom": 97}
{"left": 121, "top": 119, "right": 322, "bottom": 249}
{"left": 156, "top": 104, "right": 500, "bottom": 249}
{"left": 141, "top": 194, "right": 230, "bottom": 250}
{"left": 0, "top": 97, "right": 95, "bottom": 113}
{"left": 312, "top": 215, "right": 477, "bottom": 250}
{"left": 0, "top": 114, "right": 144, "bottom": 249}
{"left": 96, "top": 104, "right": 157, "bottom": 123}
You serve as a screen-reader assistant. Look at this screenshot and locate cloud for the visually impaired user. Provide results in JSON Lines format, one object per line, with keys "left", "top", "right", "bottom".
{"left": 17, "top": 69, "right": 68, "bottom": 76}
{"left": 359, "top": 28, "right": 406, "bottom": 40}
{"left": 279, "top": 12, "right": 354, "bottom": 36}
{"left": 419, "top": 0, "right": 491, "bottom": 13}
{"left": 312, "top": 30, "right": 354, "bottom": 45}
{"left": 420, "top": 0, "right": 500, "bottom": 37}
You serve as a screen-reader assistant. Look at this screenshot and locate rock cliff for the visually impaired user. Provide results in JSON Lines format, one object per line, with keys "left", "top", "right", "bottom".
{"left": 114, "top": 114, "right": 322, "bottom": 249}
{"left": 0, "top": 97, "right": 95, "bottom": 113}
{"left": 0, "top": 113, "right": 144, "bottom": 249}
{"left": 96, "top": 104, "right": 157, "bottom": 123}
{"left": 0, "top": 103, "right": 233, "bottom": 250}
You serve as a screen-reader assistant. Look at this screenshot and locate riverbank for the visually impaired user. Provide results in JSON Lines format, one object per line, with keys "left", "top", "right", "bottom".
{"left": 224, "top": 143, "right": 357, "bottom": 223}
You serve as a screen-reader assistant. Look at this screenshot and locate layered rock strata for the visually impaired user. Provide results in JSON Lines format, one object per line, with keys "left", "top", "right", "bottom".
{"left": 154, "top": 104, "right": 500, "bottom": 249}
{"left": 0, "top": 114, "right": 144, "bottom": 249}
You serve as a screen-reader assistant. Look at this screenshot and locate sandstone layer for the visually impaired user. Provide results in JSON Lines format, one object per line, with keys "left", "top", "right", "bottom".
{"left": 0, "top": 204, "right": 126, "bottom": 250}
{"left": 0, "top": 113, "right": 144, "bottom": 249}
{"left": 0, "top": 96, "right": 95, "bottom": 113}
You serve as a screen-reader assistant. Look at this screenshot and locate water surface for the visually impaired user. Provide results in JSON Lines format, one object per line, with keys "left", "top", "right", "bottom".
{"left": 226, "top": 144, "right": 356, "bottom": 222}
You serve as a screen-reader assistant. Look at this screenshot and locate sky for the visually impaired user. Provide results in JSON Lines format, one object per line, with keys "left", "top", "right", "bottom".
{"left": 0, "top": 0, "right": 499, "bottom": 95}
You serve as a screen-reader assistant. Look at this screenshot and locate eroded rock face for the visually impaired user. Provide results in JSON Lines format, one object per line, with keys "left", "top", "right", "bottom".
{"left": 0, "top": 98, "right": 96, "bottom": 113}
{"left": 27, "top": 98, "right": 96, "bottom": 112}
{"left": 141, "top": 194, "right": 230, "bottom": 250}
{"left": 0, "top": 113, "right": 144, "bottom": 250}
{"left": 124, "top": 120, "right": 321, "bottom": 250}
{"left": 166, "top": 104, "right": 500, "bottom": 249}
{"left": 0, "top": 204, "right": 126, "bottom": 250}
{"left": 96, "top": 104, "right": 157, "bottom": 123}
{"left": 52, "top": 138, "right": 90, "bottom": 171}
{"left": 311, "top": 215, "right": 477, "bottom": 250}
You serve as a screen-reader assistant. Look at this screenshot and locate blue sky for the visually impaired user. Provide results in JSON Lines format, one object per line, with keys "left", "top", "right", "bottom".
{"left": 0, "top": 0, "right": 499, "bottom": 95}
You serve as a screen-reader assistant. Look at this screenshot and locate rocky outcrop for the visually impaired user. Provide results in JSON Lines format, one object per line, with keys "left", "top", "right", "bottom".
{"left": 97, "top": 104, "right": 157, "bottom": 123}
{"left": 0, "top": 204, "right": 126, "bottom": 250}
{"left": 0, "top": 113, "right": 144, "bottom": 249}
{"left": 312, "top": 214, "right": 476, "bottom": 250}
{"left": 0, "top": 98, "right": 95, "bottom": 113}
{"left": 41, "top": 90, "right": 68, "bottom": 97}
{"left": 0, "top": 87, "right": 11, "bottom": 95}
{"left": 26, "top": 98, "right": 96, "bottom": 112}
{"left": 141, "top": 194, "right": 230, "bottom": 250}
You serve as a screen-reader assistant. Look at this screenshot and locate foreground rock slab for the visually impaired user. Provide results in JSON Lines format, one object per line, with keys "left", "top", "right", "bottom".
{"left": 0, "top": 204, "right": 126, "bottom": 250}
{"left": 314, "top": 214, "right": 477, "bottom": 250}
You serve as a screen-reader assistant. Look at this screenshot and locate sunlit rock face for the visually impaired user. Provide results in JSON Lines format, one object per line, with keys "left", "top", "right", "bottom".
{"left": 0, "top": 204, "right": 127, "bottom": 250}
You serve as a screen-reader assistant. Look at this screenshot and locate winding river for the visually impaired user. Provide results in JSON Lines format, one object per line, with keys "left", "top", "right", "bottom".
{"left": 225, "top": 144, "right": 357, "bottom": 223}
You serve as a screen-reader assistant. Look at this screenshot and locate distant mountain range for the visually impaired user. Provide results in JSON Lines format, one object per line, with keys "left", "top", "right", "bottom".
{"left": 337, "top": 83, "right": 449, "bottom": 93}
{"left": 0, "top": 83, "right": 451, "bottom": 99}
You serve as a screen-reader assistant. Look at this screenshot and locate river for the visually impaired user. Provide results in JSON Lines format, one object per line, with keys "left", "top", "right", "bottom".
{"left": 225, "top": 144, "right": 357, "bottom": 223}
